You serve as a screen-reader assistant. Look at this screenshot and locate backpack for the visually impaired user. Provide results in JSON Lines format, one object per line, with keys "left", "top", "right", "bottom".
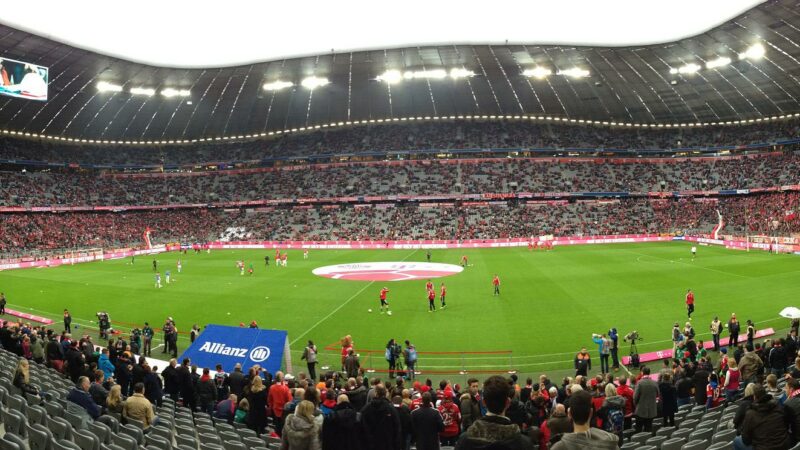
{"left": 385, "top": 347, "right": 392, "bottom": 362}
{"left": 407, "top": 347, "right": 418, "bottom": 363}
{"left": 605, "top": 407, "right": 624, "bottom": 434}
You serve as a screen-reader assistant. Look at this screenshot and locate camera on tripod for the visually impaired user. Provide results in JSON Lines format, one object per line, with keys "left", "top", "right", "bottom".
{"left": 96, "top": 312, "right": 112, "bottom": 339}
{"left": 624, "top": 330, "right": 641, "bottom": 342}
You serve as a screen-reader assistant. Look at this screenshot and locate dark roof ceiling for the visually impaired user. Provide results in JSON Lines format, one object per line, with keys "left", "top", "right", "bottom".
{"left": 1, "top": 0, "right": 800, "bottom": 142}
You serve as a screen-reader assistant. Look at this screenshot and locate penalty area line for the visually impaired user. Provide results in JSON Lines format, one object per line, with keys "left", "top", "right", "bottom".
{"left": 290, "top": 249, "right": 418, "bottom": 346}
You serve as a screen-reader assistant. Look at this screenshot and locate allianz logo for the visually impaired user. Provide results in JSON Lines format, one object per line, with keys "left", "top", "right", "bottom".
{"left": 198, "top": 342, "right": 271, "bottom": 362}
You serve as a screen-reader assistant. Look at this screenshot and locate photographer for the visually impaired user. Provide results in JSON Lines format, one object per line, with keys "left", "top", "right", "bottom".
{"left": 592, "top": 333, "right": 611, "bottom": 374}
{"left": 97, "top": 312, "right": 111, "bottom": 340}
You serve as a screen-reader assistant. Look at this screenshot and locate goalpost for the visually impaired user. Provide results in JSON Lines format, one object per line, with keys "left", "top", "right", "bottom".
{"left": 68, "top": 247, "right": 104, "bottom": 265}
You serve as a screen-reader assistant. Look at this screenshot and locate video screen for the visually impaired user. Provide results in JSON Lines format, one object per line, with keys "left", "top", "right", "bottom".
{"left": 0, "top": 56, "right": 48, "bottom": 101}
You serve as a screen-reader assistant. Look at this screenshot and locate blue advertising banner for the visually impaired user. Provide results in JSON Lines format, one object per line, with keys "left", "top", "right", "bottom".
{"left": 179, "top": 325, "right": 290, "bottom": 374}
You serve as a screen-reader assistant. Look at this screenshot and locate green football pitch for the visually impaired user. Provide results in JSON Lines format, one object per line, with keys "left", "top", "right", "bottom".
{"left": 1, "top": 242, "right": 798, "bottom": 379}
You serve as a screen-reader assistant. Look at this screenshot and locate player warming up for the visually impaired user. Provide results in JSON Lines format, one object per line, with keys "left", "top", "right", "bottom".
{"left": 177, "top": 259, "right": 182, "bottom": 273}
{"left": 379, "top": 287, "right": 391, "bottom": 315}
{"left": 440, "top": 282, "right": 447, "bottom": 309}
{"left": 154, "top": 272, "right": 162, "bottom": 289}
{"left": 691, "top": 245, "right": 697, "bottom": 259}
{"left": 461, "top": 255, "right": 468, "bottom": 268}
{"left": 427, "top": 288, "right": 436, "bottom": 312}
{"left": 493, "top": 274, "right": 501, "bottom": 296}
{"left": 686, "top": 289, "right": 695, "bottom": 320}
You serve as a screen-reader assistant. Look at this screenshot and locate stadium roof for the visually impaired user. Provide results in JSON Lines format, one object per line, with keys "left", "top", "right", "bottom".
{"left": 1, "top": 0, "right": 763, "bottom": 68}
{"left": 0, "top": 0, "right": 799, "bottom": 143}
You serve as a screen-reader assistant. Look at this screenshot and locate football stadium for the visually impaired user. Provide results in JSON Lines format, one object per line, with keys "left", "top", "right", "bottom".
{"left": 1, "top": 1, "right": 800, "bottom": 449}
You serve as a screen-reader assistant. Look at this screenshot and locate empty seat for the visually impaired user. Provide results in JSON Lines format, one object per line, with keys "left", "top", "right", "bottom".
{"left": 199, "top": 444, "right": 224, "bottom": 450}
{"left": 73, "top": 429, "right": 101, "bottom": 450}
{"left": 219, "top": 432, "right": 240, "bottom": 443}
{"left": 3, "top": 408, "right": 28, "bottom": 437}
{"left": 3, "top": 435, "right": 26, "bottom": 450}
{"left": 222, "top": 442, "right": 246, "bottom": 450}
{"left": 634, "top": 446, "right": 657, "bottom": 450}
{"left": 52, "top": 440, "right": 82, "bottom": 450}
{"left": 45, "top": 401, "right": 64, "bottom": 418}
{"left": 27, "top": 423, "right": 54, "bottom": 450}
{"left": 689, "top": 427, "right": 714, "bottom": 443}
{"left": 657, "top": 426, "right": 676, "bottom": 437}
{"left": 27, "top": 404, "right": 48, "bottom": 426}
{"left": 679, "top": 419, "right": 699, "bottom": 430}
{"left": 65, "top": 410, "right": 89, "bottom": 430}
{"left": 145, "top": 435, "right": 172, "bottom": 450}
{"left": 175, "top": 435, "right": 197, "bottom": 449}
{"left": 241, "top": 438, "right": 265, "bottom": 449}
{"left": 706, "top": 441, "right": 733, "bottom": 450}
{"left": 671, "top": 429, "right": 692, "bottom": 441}
{"left": 119, "top": 424, "right": 144, "bottom": 445}
{"left": 149, "top": 426, "right": 173, "bottom": 443}
{"left": 661, "top": 437, "right": 687, "bottom": 450}
{"left": 620, "top": 443, "right": 638, "bottom": 450}
{"left": 49, "top": 416, "right": 74, "bottom": 441}
{"left": 712, "top": 428, "right": 736, "bottom": 444}
{"left": 97, "top": 415, "right": 120, "bottom": 433}
{"left": 645, "top": 435, "right": 667, "bottom": 448}
{"left": 87, "top": 422, "right": 112, "bottom": 445}
{"left": 681, "top": 439, "right": 710, "bottom": 450}
{"left": 198, "top": 434, "right": 221, "bottom": 445}
{"left": 0, "top": 435, "right": 22, "bottom": 450}
{"left": 124, "top": 416, "right": 146, "bottom": 430}
{"left": 631, "top": 432, "right": 651, "bottom": 444}
{"left": 111, "top": 433, "right": 138, "bottom": 450}
{"left": 236, "top": 429, "right": 256, "bottom": 440}
{"left": 7, "top": 394, "right": 27, "bottom": 415}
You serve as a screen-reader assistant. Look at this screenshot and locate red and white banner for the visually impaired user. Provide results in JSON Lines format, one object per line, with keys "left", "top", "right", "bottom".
{"left": 0, "top": 244, "right": 181, "bottom": 271}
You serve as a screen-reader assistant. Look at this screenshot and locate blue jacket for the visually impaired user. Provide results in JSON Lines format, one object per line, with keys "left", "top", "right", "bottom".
{"left": 592, "top": 336, "right": 610, "bottom": 356}
{"left": 67, "top": 388, "right": 100, "bottom": 419}
{"left": 98, "top": 354, "right": 115, "bottom": 380}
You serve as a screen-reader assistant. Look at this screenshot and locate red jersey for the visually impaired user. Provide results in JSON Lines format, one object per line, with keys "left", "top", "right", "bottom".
{"left": 437, "top": 402, "right": 461, "bottom": 438}
{"left": 275, "top": 250, "right": 280, "bottom": 259}
{"left": 428, "top": 290, "right": 435, "bottom": 301}
{"left": 425, "top": 281, "right": 433, "bottom": 291}
{"left": 281, "top": 254, "right": 287, "bottom": 261}
{"left": 492, "top": 276, "right": 500, "bottom": 286}
{"left": 440, "top": 286, "right": 446, "bottom": 296}
{"left": 686, "top": 292, "right": 695, "bottom": 305}
{"left": 380, "top": 288, "right": 389, "bottom": 300}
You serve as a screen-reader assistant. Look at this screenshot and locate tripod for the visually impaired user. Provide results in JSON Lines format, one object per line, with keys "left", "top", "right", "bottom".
{"left": 628, "top": 339, "right": 641, "bottom": 368}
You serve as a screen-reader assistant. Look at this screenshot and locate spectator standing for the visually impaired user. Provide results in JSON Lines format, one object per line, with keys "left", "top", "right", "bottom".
{"left": 322, "top": 395, "right": 362, "bottom": 450}
{"left": 142, "top": 322, "right": 153, "bottom": 356}
{"left": 143, "top": 364, "right": 163, "bottom": 407}
{"left": 268, "top": 372, "right": 292, "bottom": 435}
{"left": 736, "top": 384, "right": 790, "bottom": 449}
{"left": 597, "top": 383, "right": 625, "bottom": 445}
{"left": 227, "top": 363, "right": 246, "bottom": 398}
{"left": 574, "top": 348, "right": 591, "bottom": 377}
{"left": 361, "top": 384, "right": 402, "bottom": 450}
{"left": 592, "top": 334, "right": 611, "bottom": 374}
{"left": 162, "top": 359, "right": 179, "bottom": 401}
{"left": 301, "top": 340, "right": 318, "bottom": 381}
{"left": 728, "top": 314, "right": 741, "bottom": 348}
{"left": 551, "top": 390, "right": 618, "bottom": 450}
{"left": 197, "top": 368, "right": 217, "bottom": 415}
{"left": 63, "top": 309, "right": 72, "bottom": 334}
{"left": 247, "top": 376, "right": 269, "bottom": 435}
{"left": 460, "top": 378, "right": 483, "bottom": 431}
{"left": 710, "top": 317, "right": 722, "bottom": 351}
{"left": 404, "top": 340, "right": 417, "bottom": 380}
{"left": 411, "top": 392, "right": 444, "bottom": 450}
{"left": 281, "top": 400, "right": 321, "bottom": 450}
{"left": 633, "top": 367, "right": 659, "bottom": 432}
{"left": 344, "top": 349, "right": 360, "bottom": 378}
{"left": 609, "top": 328, "right": 620, "bottom": 370}
{"left": 455, "top": 375, "right": 533, "bottom": 450}
{"left": 659, "top": 372, "right": 677, "bottom": 427}
{"left": 783, "top": 378, "right": 800, "bottom": 446}
{"left": 724, "top": 359, "right": 741, "bottom": 402}
{"left": 437, "top": 388, "right": 461, "bottom": 446}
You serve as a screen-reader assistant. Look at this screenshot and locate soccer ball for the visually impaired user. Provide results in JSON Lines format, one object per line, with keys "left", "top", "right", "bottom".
{"left": 387, "top": 311, "right": 392, "bottom": 316}
{"left": 368, "top": 309, "right": 372, "bottom": 313}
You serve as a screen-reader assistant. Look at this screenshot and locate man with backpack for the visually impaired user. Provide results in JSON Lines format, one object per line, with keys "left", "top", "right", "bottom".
{"left": 404, "top": 340, "right": 418, "bottom": 380}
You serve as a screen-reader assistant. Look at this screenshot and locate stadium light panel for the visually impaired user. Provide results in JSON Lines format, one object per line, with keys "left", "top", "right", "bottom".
{"left": 449, "top": 68, "right": 475, "bottom": 79}
{"left": 740, "top": 43, "right": 765, "bottom": 60}
{"left": 376, "top": 70, "right": 403, "bottom": 84}
{"left": 263, "top": 80, "right": 294, "bottom": 91}
{"left": 403, "top": 69, "right": 447, "bottom": 80}
{"left": 557, "top": 68, "right": 590, "bottom": 78}
{"left": 97, "top": 81, "right": 123, "bottom": 93}
{"left": 161, "top": 88, "right": 191, "bottom": 97}
{"left": 523, "top": 67, "right": 552, "bottom": 79}
{"left": 675, "top": 63, "right": 701, "bottom": 74}
{"left": 130, "top": 87, "right": 156, "bottom": 96}
{"left": 705, "top": 56, "right": 731, "bottom": 69}
{"left": 300, "top": 76, "right": 329, "bottom": 89}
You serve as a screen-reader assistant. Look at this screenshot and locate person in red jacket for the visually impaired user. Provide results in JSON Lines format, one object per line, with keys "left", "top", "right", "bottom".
{"left": 267, "top": 372, "right": 292, "bottom": 435}
{"left": 616, "top": 376, "right": 635, "bottom": 429}
{"left": 492, "top": 274, "right": 501, "bottom": 296}
{"left": 437, "top": 388, "right": 461, "bottom": 446}
{"left": 686, "top": 289, "right": 695, "bottom": 320}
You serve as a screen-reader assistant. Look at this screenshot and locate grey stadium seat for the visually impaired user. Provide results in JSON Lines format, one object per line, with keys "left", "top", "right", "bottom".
{"left": 681, "top": 439, "right": 710, "bottom": 450}
{"left": 661, "top": 437, "right": 687, "bottom": 450}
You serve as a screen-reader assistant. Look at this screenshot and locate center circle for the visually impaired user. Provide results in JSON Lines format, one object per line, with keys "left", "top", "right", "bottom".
{"left": 312, "top": 262, "right": 464, "bottom": 281}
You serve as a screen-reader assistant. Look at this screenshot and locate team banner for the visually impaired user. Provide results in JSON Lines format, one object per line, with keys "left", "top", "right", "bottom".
{"left": 179, "top": 325, "right": 291, "bottom": 374}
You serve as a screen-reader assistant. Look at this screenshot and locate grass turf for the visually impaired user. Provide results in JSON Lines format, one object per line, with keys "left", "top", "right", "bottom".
{"left": 0, "top": 242, "right": 797, "bottom": 379}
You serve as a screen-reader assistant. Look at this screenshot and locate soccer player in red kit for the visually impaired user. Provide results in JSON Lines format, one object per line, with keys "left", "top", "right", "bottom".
{"left": 425, "top": 279, "right": 433, "bottom": 292}
{"left": 440, "top": 283, "right": 447, "bottom": 308}
{"left": 461, "top": 255, "right": 468, "bottom": 267}
{"left": 493, "top": 275, "right": 500, "bottom": 296}
{"left": 379, "top": 287, "right": 390, "bottom": 314}
{"left": 428, "top": 289, "right": 436, "bottom": 312}
{"left": 686, "top": 289, "right": 695, "bottom": 320}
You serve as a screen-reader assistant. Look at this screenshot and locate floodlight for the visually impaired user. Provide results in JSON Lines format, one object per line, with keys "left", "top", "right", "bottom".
{"left": 740, "top": 43, "right": 765, "bottom": 60}
{"left": 449, "top": 68, "right": 475, "bottom": 79}
{"left": 523, "top": 67, "right": 552, "bottom": 79}
{"left": 676, "top": 63, "right": 700, "bottom": 74}
{"left": 557, "top": 68, "right": 590, "bottom": 78}
{"left": 130, "top": 87, "right": 156, "bottom": 96}
{"left": 263, "top": 80, "right": 294, "bottom": 91}
{"left": 97, "top": 81, "right": 123, "bottom": 93}
{"left": 705, "top": 57, "right": 731, "bottom": 69}
{"left": 300, "top": 76, "right": 329, "bottom": 89}
{"left": 161, "top": 88, "right": 191, "bottom": 97}
{"left": 376, "top": 70, "right": 403, "bottom": 84}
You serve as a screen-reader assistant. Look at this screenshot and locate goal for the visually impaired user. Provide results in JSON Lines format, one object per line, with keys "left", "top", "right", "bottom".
{"left": 67, "top": 247, "right": 104, "bottom": 265}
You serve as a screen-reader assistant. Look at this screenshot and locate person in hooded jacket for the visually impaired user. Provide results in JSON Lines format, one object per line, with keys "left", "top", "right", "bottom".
{"left": 361, "top": 384, "right": 402, "bottom": 450}
{"left": 455, "top": 376, "right": 533, "bottom": 450}
{"left": 596, "top": 383, "right": 625, "bottom": 446}
{"left": 323, "top": 395, "right": 363, "bottom": 450}
{"left": 196, "top": 368, "right": 217, "bottom": 415}
{"left": 281, "top": 400, "right": 321, "bottom": 450}
{"left": 411, "top": 392, "right": 444, "bottom": 450}
{"left": 550, "top": 390, "right": 618, "bottom": 450}
{"left": 736, "top": 383, "right": 790, "bottom": 450}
